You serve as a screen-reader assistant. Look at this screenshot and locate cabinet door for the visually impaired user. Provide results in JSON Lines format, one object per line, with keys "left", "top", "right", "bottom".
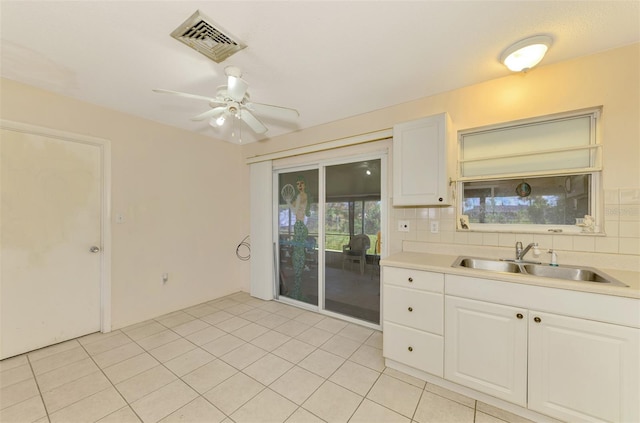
{"left": 528, "top": 311, "right": 640, "bottom": 423}
{"left": 444, "top": 296, "right": 528, "bottom": 406}
{"left": 392, "top": 114, "right": 448, "bottom": 206}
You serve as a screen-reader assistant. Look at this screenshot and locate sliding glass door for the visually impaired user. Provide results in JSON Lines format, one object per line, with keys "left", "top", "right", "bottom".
{"left": 274, "top": 154, "right": 384, "bottom": 325}
{"left": 324, "top": 160, "right": 381, "bottom": 324}
{"left": 276, "top": 169, "right": 319, "bottom": 306}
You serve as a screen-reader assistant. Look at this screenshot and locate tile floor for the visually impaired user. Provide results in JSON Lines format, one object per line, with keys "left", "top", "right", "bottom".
{"left": 0, "top": 292, "right": 535, "bottom": 423}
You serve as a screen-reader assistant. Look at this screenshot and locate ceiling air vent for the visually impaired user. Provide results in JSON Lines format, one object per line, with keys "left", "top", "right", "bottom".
{"left": 170, "top": 10, "right": 246, "bottom": 63}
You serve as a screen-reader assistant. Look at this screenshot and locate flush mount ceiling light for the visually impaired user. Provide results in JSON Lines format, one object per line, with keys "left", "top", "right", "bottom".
{"left": 500, "top": 35, "right": 553, "bottom": 72}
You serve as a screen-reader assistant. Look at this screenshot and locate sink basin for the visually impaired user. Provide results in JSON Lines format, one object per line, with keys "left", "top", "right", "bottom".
{"left": 455, "top": 257, "right": 522, "bottom": 273}
{"left": 520, "top": 264, "right": 628, "bottom": 286}
{"left": 452, "top": 256, "right": 628, "bottom": 287}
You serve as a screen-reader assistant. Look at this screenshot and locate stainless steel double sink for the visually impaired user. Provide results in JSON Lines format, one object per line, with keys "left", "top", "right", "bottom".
{"left": 452, "top": 256, "right": 628, "bottom": 287}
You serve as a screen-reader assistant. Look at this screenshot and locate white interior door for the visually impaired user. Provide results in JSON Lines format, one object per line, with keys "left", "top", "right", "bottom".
{"left": 1, "top": 127, "right": 103, "bottom": 359}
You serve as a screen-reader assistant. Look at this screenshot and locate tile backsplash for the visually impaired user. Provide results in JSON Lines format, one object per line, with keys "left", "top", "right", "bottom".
{"left": 390, "top": 188, "right": 640, "bottom": 270}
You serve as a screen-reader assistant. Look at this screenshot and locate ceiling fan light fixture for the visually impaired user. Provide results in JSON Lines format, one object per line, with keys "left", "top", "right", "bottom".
{"left": 154, "top": 65, "right": 299, "bottom": 141}
{"left": 500, "top": 35, "right": 553, "bottom": 72}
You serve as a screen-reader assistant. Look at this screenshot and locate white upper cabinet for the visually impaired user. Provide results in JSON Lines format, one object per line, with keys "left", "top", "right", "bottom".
{"left": 393, "top": 113, "right": 450, "bottom": 206}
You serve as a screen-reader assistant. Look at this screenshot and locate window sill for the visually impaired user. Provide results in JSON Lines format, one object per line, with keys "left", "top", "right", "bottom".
{"left": 456, "top": 227, "right": 606, "bottom": 236}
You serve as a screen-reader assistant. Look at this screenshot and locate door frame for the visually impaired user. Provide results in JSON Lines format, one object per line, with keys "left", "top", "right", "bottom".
{"left": 0, "top": 119, "right": 112, "bottom": 333}
{"left": 272, "top": 150, "right": 388, "bottom": 329}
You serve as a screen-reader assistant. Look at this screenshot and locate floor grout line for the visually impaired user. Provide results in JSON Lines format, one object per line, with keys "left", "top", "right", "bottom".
{"left": 24, "top": 355, "right": 50, "bottom": 423}
{"left": 1, "top": 292, "right": 526, "bottom": 423}
{"left": 75, "top": 336, "right": 146, "bottom": 423}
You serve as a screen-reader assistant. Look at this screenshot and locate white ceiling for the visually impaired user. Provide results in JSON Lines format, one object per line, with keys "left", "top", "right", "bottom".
{"left": 1, "top": 1, "right": 639, "bottom": 144}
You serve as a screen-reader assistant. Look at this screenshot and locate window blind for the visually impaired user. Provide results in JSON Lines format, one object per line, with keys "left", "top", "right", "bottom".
{"left": 459, "top": 110, "right": 600, "bottom": 179}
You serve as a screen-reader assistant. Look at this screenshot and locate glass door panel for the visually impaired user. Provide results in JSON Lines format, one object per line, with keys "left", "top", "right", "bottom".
{"left": 277, "top": 169, "right": 318, "bottom": 306}
{"left": 324, "top": 159, "right": 381, "bottom": 323}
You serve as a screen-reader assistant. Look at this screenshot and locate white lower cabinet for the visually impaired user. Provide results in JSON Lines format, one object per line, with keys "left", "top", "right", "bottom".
{"left": 445, "top": 296, "right": 640, "bottom": 421}
{"left": 444, "top": 296, "right": 528, "bottom": 406}
{"left": 528, "top": 311, "right": 639, "bottom": 423}
{"left": 382, "top": 267, "right": 444, "bottom": 377}
{"left": 382, "top": 266, "right": 640, "bottom": 422}
{"left": 443, "top": 291, "right": 639, "bottom": 422}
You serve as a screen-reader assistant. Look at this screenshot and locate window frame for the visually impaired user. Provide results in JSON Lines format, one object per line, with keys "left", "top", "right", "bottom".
{"left": 456, "top": 108, "right": 603, "bottom": 235}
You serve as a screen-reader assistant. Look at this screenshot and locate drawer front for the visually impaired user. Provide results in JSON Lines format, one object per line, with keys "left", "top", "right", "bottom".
{"left": 384, "top": 286, "right": 443, "bottom": 334}
{"left": 383, "top": 321, "right": 443, "bottom": 377}
{"left": 383, "top": 267, "right": 444, "bottom": 292}
{"left": 445, "top": 274, "right": 640, "bottom": 328}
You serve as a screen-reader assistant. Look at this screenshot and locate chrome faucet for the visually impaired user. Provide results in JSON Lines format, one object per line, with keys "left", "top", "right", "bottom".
{"left": 515, "top": 242, "right": 538, "bottom": 261}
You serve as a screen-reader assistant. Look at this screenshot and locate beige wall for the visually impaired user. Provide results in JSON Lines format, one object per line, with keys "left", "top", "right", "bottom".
{"left": 243, "top": 43, "right": 640, "bottom": 266}
{"left": 1, "top": 78, "right": 250, "bottom": 329}
{"left": 2, "top": 42, "right": 637, "bottom": 332}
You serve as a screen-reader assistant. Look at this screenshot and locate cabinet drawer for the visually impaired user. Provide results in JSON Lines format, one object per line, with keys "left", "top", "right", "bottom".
{"left": 384, "top": 267, "right": 443, "bottom": 292}
{"left": 383, "top": 321, "right": 443, "bottom": 377}
{"left": 384, "top": 286, "right": 443, "bottom": 334}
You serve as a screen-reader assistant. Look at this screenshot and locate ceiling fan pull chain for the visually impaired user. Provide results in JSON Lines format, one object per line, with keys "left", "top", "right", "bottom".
{"left": 231, "top": 114, "right": 236, "bottom": 138}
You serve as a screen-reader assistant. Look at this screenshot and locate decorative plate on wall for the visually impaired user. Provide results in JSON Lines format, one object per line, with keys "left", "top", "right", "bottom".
{"left": 515, "top": 181, "right": 531, "bottom": 197}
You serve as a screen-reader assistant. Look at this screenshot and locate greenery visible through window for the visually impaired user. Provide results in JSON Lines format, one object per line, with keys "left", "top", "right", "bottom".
{"left": 462, "top": 175, "right": 591, "bottom": 225}
{"left": 325, "top": 201, "right": 380, "bottom": 253}
{"left": 458, "top": 108, "right": 601, "bottom": 232}
{"left": 278, "top": 200, "right": 380, "bottom": 254}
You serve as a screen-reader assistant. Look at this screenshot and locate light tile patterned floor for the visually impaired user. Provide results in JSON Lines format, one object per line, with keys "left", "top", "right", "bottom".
{"left": 0, "top": 292, "right": 534, "bottom": 423}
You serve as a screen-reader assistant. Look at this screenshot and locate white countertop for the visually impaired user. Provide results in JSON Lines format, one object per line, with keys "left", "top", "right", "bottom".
{"left": 381, "top": 251, "right": 640, "bottom": 299}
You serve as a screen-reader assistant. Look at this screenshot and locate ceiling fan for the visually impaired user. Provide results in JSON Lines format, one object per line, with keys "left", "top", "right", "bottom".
{"left": 153, "top": 66, "right": 299, "bottom": 135}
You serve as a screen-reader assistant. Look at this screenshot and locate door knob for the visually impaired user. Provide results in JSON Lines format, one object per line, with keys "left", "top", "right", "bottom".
{"left": 89, "top": 246, "right": 101, "bottom": 253}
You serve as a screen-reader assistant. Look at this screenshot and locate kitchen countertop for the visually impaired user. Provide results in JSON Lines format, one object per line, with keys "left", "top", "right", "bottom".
{"left": 381, "top": 251, "right": 640, "bottom": 299}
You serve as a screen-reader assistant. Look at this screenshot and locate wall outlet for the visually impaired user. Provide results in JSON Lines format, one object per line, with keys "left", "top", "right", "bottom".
{"left": 162, "top": 273, "right": 169, "bottom": 283}
{"left": 430, "top": 221, "right": 439, "bottom": 233}
{"left": 398, "top": 220, "right": 410, "bottom": 232}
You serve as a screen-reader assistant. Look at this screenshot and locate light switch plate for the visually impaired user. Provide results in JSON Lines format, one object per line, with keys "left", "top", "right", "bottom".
{"left": 430, "top": 221, "right": 439, "bottom": 233}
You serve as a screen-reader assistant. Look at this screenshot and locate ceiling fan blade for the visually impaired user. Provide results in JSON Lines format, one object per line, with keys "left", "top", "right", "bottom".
{"left": 191, "top": 106, "right": 227, "bottom": 121}
{"left": 246, "top": 102, "right": 300, "bottom": 120}
{"left": 153, "top": 88, "right": 221, "bottom": 103}
{"left": 240, "top": 109, "right": 268, "bottom": 134}
{"left": 227, "top": 76, "right": 249, "bottom": 102}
